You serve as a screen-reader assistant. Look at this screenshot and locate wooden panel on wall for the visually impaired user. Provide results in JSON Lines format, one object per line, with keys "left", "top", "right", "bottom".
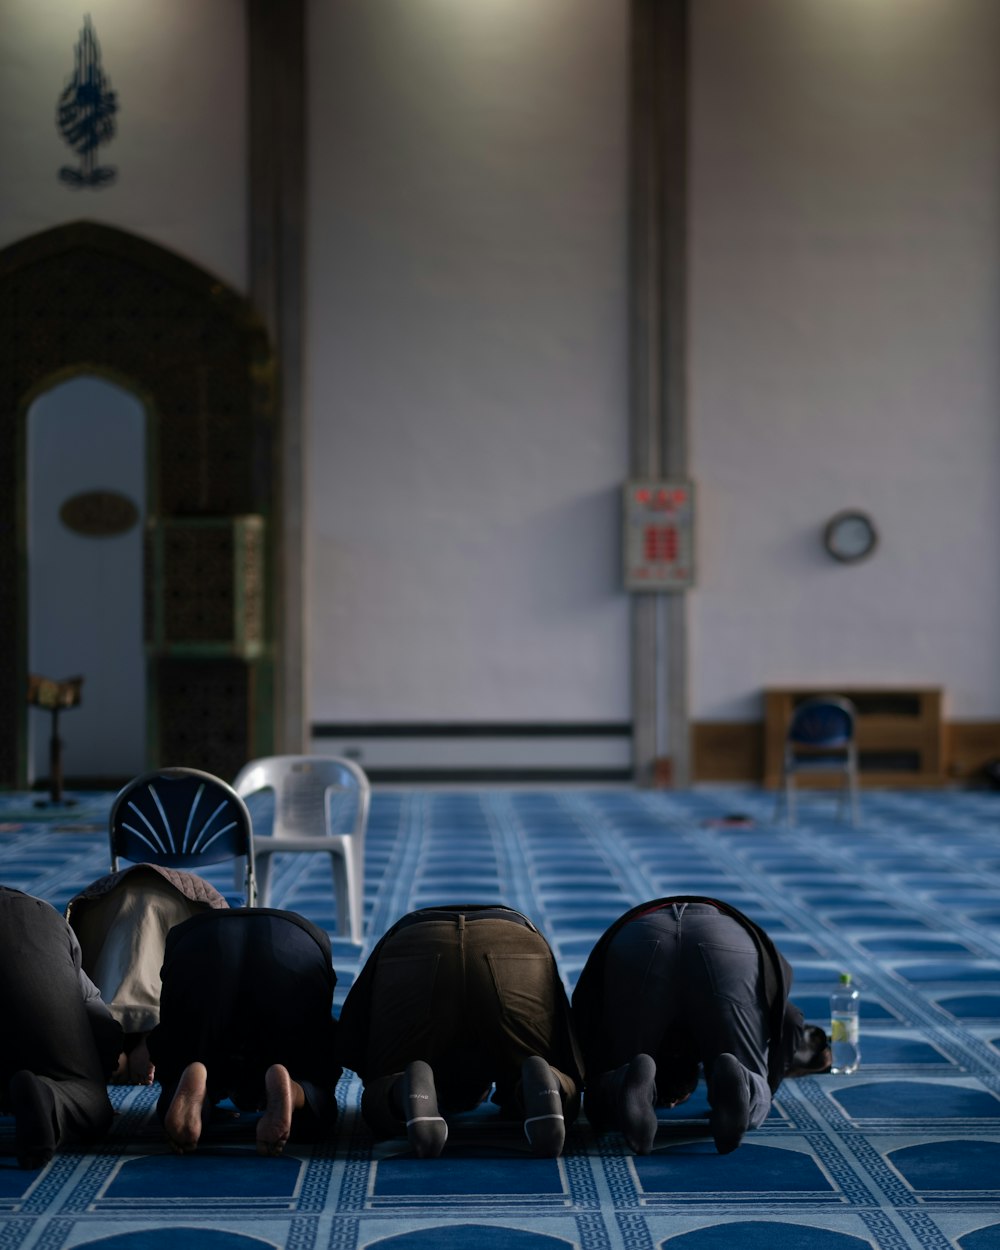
{"left": 764, "top": 687, "right": 944, "bottom": 788}
{"left": 945, "top": 722, "right": 1000, "bottom": 782}
{"left": 694, "top": 709, "right": 995, "bottom": 787}
{"left": 692, "top": 722, "right": 762, "bottom": 782}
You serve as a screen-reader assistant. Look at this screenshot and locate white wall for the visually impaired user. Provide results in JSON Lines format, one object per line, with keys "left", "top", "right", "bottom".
{"left": 306, "top": 0, "right": 631, "bottom": 723}
{"left": 0, "top": 0, "right": 247, "bottom": 290}
{"left": 28, "top": 376, "right": 146, "bottom": 781}
{"left": 689, "top": 0, "right": 1000, "bottom": 721}
{"left": 5, "top": 0, "right": 1000, "bottom": 742}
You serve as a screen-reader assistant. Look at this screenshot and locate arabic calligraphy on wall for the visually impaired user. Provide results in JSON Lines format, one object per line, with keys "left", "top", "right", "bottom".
{"left": 57, "top": 14, "right": 119, "bottom": 188}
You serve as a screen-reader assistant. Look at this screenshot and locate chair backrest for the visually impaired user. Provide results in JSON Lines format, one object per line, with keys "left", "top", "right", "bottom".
{"left": 233, "top": 754, "right": 370, "bottom": 841}
{"left": 787, "top": 696, "right": 856, "bottom": 748}
{"left": 109, "top": 768, "right": 256, "bottom": 900}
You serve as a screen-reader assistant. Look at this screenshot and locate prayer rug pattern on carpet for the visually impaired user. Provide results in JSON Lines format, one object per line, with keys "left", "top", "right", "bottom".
{"left": 1, "top": 786, "right": 1000, "bottom": 1249}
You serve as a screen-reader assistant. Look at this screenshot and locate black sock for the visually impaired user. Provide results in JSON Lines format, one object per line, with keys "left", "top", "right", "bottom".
{"left": 617, "top": 1054, "right": 658, "bottom": 1155}
{"left": 707, "top": 1053, "right": 750, "bottom": 1155}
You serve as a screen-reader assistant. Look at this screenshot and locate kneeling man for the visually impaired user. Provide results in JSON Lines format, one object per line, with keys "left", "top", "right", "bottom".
{"left": 147, "top": 907, "right": 340, "bottom": 1155}
{"left": 572, "top": 897, "right": 830, "bottom": 1155}
{"left": 337, "top": 905, "right": 583, "bottom": 1158}
{"left": 0, "top": 886, "right": 122, "bottom": 1168}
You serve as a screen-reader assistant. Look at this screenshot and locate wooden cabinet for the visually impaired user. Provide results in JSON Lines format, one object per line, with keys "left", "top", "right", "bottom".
{"left": 764, "top": 687, "right": 944, "bottom": 788}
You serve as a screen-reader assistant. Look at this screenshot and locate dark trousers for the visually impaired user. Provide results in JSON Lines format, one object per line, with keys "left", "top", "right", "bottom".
{"left": 148, "top": 910, "right": 338, "bottom": 1138}
{"left": 0, "top": 891, "right": 114, "bottom": 1143}
{"left": 357, "top": 915, "right": 578, "bottom": 1138}
{"left": 600, "top": 903, "right": 772, "bottom": 1125}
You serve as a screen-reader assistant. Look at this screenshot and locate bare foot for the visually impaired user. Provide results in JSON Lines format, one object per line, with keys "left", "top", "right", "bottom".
{"left": 128, "top": 1039, "right": 155, "bottom": 1085}
{"left": 165, "top": 1062, "right": 209, "bottom": 1154}
{"left": 256, "top": 1064, "right": 303, "bottom": 1156}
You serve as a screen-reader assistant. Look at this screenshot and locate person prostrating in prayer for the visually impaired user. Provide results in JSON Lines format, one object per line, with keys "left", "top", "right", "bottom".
{"left": 0, "top": 886, "right": 123, "bottom": 1168}
{"left": 336, "top": 904, "right": 584, "bottom": 1158}
{"left": 147, "top": 907, "right": 340, "bottom": 1155}
{"left": 572, "top": 897, "right": 830, "bottom": 1155}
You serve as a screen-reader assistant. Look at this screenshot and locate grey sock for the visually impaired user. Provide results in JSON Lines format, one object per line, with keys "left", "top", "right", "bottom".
{"left": 401, "top": 1060, "right": 448, "bottom": 1159}
{"left": 521, "top": 1055, "right": 565, "bottom": 1158}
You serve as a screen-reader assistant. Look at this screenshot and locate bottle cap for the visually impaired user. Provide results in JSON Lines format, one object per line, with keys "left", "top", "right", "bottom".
{"left": 839, "top": 972, "right": 852, "bottom": 985}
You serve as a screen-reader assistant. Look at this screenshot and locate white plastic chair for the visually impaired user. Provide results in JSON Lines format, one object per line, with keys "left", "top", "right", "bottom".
{"left": 233, "top": 755, "right": 369, "bottom": 943}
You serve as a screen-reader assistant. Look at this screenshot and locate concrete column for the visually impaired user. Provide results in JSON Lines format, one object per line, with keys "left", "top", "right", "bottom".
{"left": 629, "top": 0, "right": 690, "bottom": 785}
{"left": 247, "top": 0, "right": 308, "bottom": 753}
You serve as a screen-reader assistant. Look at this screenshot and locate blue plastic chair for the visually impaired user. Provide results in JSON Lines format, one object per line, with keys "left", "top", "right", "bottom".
{"left": 109, "top": 767, "right": 257, "bottom": 905}
{"left": 778, "top": 696, "right": 859, "bottom": 827}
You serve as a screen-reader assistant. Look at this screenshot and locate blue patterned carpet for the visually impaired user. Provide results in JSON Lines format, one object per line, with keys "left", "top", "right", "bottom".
{"left": 2, "top": 786, "right": 1000, "bottom": 1250}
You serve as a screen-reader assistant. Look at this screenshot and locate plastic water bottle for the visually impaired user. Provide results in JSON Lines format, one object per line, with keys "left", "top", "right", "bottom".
{"left": 830, "top": 972, "right": 861, "bottom": 1074}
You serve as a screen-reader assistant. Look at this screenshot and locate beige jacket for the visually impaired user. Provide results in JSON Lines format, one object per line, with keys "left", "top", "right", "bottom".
{"left": 66, "top": 864, "right": 228, "bottom": 1034}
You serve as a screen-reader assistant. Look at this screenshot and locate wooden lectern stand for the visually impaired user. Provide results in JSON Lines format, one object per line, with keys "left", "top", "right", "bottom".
{"left": 27, "top": 674, "right": 84, "bottom": 806}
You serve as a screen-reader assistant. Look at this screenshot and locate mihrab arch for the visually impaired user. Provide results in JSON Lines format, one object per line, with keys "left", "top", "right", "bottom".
{"left": 0, "top": 221, "right": 277, "bottom": 787}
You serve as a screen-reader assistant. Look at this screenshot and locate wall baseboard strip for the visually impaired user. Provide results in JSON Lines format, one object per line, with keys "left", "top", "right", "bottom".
{"left": 310, "top": 722, "right": 632, "bottom": 780}
{"left": 309, "top": 720, "right": 1000, "bottom": 785}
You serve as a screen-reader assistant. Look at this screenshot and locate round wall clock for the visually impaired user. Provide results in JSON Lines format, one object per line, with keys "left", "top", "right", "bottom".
{"left": 823, "top": 510, "right": 878, "bottom": 563}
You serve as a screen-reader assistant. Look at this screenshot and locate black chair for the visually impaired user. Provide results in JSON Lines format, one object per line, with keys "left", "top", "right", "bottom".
{"left": 109, "top": 767, "right": 257, "bottom": 905}
{"left": 777, "top": 696, "right": 860, "bottom": 827}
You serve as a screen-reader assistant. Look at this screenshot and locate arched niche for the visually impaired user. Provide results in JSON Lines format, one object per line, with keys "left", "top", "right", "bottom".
{"left": 0, "top": 221, "right": 277, "bottom": 787}
{"left": 27, "top": 372, "right": 147, "bottom": 784}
